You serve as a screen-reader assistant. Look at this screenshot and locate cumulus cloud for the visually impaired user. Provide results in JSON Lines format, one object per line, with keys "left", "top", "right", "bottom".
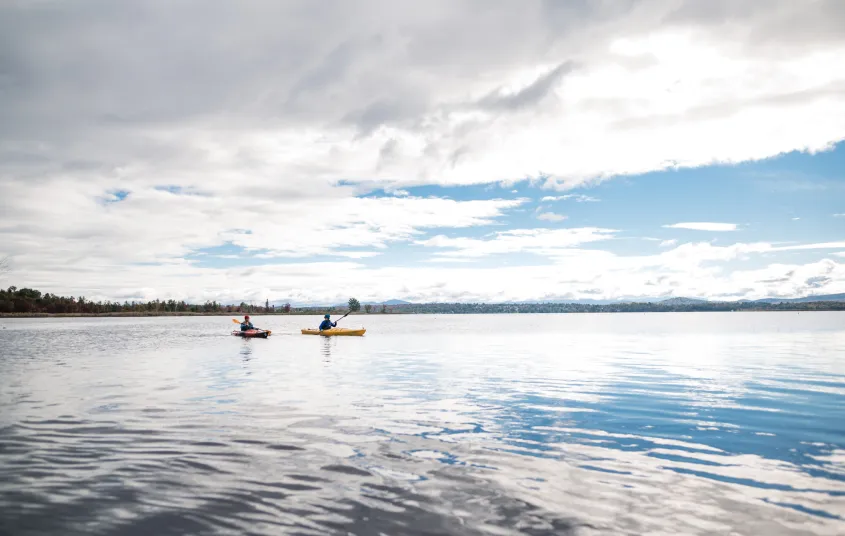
{"left": 15, "top": 241, "right": 843, "bottom": 305}
{"left": 540, "top": 194, "right": 600, "bottom": 202}
{"left": 2, "top": 0, "right": 844, "bottom": 190}
{"left": 2, "top": 0, "right": 845, "bottom": 302}
{"left": 663, "top": 222, "right": 739, "bottom": 231}
{"left": 1, "top": 185, "right": 525, "bottom": 270}
{"left": 417, "top": 227, "right": 617, "bottom": 258}
{"left": 659, "top": 239, "right": 678, "bottom": 247}
{"left": 536, "top": 211, "right": 568, "bottom": 222}
{"left": 771, "top": 241, "right": 845, "bottom": 252}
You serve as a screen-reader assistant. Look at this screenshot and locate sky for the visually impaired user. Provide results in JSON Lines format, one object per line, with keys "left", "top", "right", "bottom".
{"left": 1, "top": 0, "right": 844, "bottom": 305}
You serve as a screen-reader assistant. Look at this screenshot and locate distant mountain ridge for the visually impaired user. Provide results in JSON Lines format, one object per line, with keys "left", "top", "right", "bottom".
{"left": 270, "top": 293, "right": 845, "bottom": 308}
{"left": 745, "top": 293, "right": 845, "bottom": 304}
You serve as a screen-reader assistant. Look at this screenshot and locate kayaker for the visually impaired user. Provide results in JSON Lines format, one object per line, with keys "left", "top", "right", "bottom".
{"left": 319, "top": 314, "right": 336, "bottom": 331}
{"left": 240, "top": 315, "right": 254, "bottom": 331}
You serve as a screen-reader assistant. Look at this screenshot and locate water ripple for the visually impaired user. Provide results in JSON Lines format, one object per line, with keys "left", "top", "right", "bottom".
{"left": 1, "top": 313, "right": 844, "bottom": 534}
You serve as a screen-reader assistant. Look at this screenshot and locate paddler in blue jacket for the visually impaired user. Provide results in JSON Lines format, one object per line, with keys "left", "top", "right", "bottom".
{"left": 319, "top": 314, "right": 336, "bottom": 331}
{"left": 240, "top": 315, "right": 254, "bottom": 331}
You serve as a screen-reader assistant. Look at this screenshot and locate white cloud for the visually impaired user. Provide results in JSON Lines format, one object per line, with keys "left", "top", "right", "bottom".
{"left": 663, "top": 222, "right": 738, "bottom": 231}
{"left": 331, "top": 251, "right": 384, "bottom": 259}
{"left": 2, "top": 1, "right": 845, "bottom": 303}
{"left": 2, "top": 1, "right": 844, "bottom": 193}
{"left": 772, "top": 241, "right": 845, "bottom": 252}
{"left": 425, "top": 258, "right": 475, "bottom": 264}
{"left": 417, "top": 227, "right": 616, "bottom": 258}
{"left": 792, "top": 217, "right": 800, "bottom": 221}
{"left": 11, "top": 242, "right": 843, "bottom": 305}
{"left": 536, "top": 211, "right": 568, "bottom": 222}
{"left": 659, "top": 239, "right": 677, "bottom": 247}
{"left": 0, "top": 179, "right": 526, "bottom": 269}
{"left": 541, "top": 194, "right": 600, "bottom": 202}
{"left": 834, "top": 214, "right": 845, "bottom": 218}
{"left": 227, "top": 196, "right": 527, "bottom": 258}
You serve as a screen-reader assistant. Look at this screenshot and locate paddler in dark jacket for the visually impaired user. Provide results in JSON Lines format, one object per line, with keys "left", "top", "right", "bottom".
{"left": 240, "top": 315, "right": 254, "bottom": 331}
{"left": 319, "top": 314, "right": 336, "bottom": 331}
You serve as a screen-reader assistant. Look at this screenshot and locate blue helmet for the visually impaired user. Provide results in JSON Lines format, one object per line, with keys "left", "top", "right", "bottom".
{"left": 324, "top": 314, "right": 330, "bottom": 318}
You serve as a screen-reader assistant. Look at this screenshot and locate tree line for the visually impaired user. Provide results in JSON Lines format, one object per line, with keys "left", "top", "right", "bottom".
{"left": 2, "top": 285, "right": 843, "bottom": 316}
{"left": 0, "top": 286, "right": 296, "bottom": 315}
{"left": 0, "top": 287, "right": 387, "bottom": 316}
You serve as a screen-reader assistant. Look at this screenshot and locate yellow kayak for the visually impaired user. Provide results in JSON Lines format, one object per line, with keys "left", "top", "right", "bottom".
{"left": 301, "top": 327, "right": 366, "bottom": 336}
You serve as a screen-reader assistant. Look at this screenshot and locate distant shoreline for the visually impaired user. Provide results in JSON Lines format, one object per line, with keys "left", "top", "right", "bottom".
{"left": 2, "top": 306, "right": 844, "bottom": 318}
{"left": 0, "top": 311, "right": 331, "bottom": 318}
{"left": 4, "top": 285, "right": 844, "bottom": 317}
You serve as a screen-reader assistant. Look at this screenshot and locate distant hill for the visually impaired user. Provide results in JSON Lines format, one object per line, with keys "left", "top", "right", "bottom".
{"left": 269, "top": 293, "right": 844, "bottom": 309}
{"left": 359, "top": 299, "right": 412, "bottom": 306}
{"left": 615, "top": 294, "right": 843, "bottom": 305}
{"left": 750, "top": 293, "right": 845, "bottom": 304}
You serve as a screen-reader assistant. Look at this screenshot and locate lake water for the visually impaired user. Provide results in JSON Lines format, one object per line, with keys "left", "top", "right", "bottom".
{"left": 1, "top": 313, "right": 844, "bottom": 535}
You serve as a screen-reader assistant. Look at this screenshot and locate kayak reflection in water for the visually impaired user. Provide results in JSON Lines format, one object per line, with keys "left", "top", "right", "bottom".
{"left": 319, "top": 314, "right": 336, "bottom": 331}
{"left": 240, "top": 315, "right": 255, "bottom": 331}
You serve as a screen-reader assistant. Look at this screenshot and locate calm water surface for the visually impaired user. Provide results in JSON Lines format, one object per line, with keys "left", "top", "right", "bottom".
{"left": 1, "top": 313, "right": 844, "bottom": 535}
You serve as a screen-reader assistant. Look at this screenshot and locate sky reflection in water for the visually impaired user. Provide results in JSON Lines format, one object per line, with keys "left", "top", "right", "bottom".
{"left": 0, "top": 313, "right": 843, "bottom": 535}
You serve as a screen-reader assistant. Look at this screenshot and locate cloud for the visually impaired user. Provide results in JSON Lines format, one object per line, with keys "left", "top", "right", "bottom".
{"left": 325, "top": 251, "right": 383, "bottom": 259}
{"left": 417, "top": 227, "right": 617, "bottom": 258}
{"left": 659, "top": 239, "right": 677, "bottom": 247}
{"left": 11, "top": 241, "right": 843, "bottom": 305}
{"left": 834, "top": 214, "right": 845, "bottom": 218}
{"left": 536, "top": 211, "right": 568, "bottom": 222}
{"left": 479, "top": 62, "right": 577, "bottom": 110}
{"left": 792, "top": 217, "right": 800, "bottom": 221}
{"left": 663, "top": 222, "right": 738, "bottom": 231}
{"left": 540, "top": 194, "right": 600, "bottom": 202}
{"left": 2, "top": 1, "right": 844, "bottom": 193}
{"left": 2, "top": 1, "right": 845, "bottom": 304}
{"left": 771, "top": 241, "right": 845, "bottom": 252}
{"left": 1, "top": 179, "right": 526, "bottom": 272}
